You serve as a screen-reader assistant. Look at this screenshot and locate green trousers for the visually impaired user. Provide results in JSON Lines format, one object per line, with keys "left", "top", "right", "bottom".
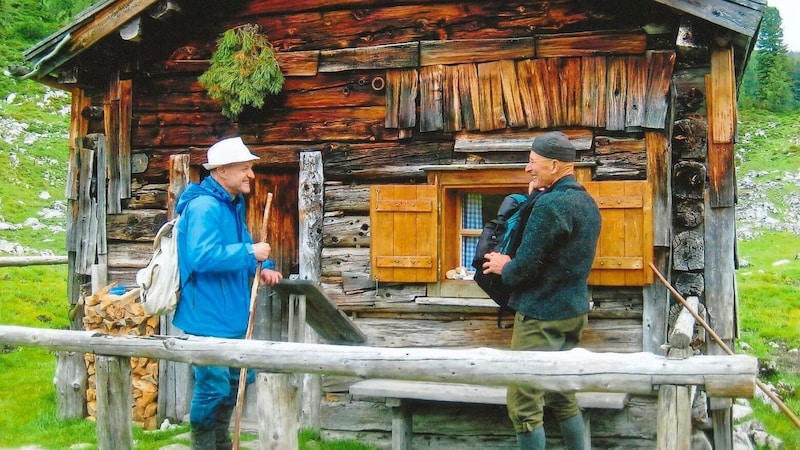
{"left": 506, "top": 312, "right": 587, "bottom": 432}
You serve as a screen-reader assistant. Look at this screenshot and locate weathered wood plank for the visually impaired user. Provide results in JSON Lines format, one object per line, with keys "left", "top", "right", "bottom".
{"left": 420, "top": 65, "right": 444, "bottom": 132}
{"left": 605, "top": 56, "right": 628, "bottom": 131}
{"left": 104, "top": 80, "right": 121, "bottom": 214}
{"left": 707, "top": 47, "right": 736, "bottom": 207}
{"left": 456, "top": 64, "right": 480, "bottom": 131}
{"left": 454, "top": 129, "right": 594, "bottom": 153}
{"left": 536, "top": 30, "right": 647, "bottom": 58}
{"left": 325, "top": 183, "right": 370, "bottom": 213}
{"left": 516, "top": 59, "right": 544, "bottom": 129}
{"left": 442, "top": 65, "right": 462, "bottom": 132}
{"left": 132, "top": 107, "right": 393, "bottom": 147}
{"left": 643, "top": 51, "right": 676, "bottom": 129}
{"left": 704, "top": 203, "right": 736, "bottom": 341}
{"left": 646, "top": 131, "right": 672, "bottom": 247}
{"left": 323, "top": 215, "right": 370, "bottom": 248}
{"left": 625, "top": 55, "right": 647, "bottom": 128}
{"left": 319, "top": 42, "right": 419, "bottom": 72}
{"left": 581, "top": 56, "right": 606, "bottom": 128}
{"left": 106, "top": 209, "right": 168, "bottom": 242}
{"left": 561, "top": 57, "right": 583, "bottom": 126}
{"left": 118, "top": 79, "right": 133, "bottom": 199}
{"left": 323, "top": 141, "right": 452, "bottom": 182}
{"left": 420, "top": 37, "right": 536, "bottom": 66}
{"left": 652, "top": 0, "right": 764, "bottom": 36}
{"left": 477, "top": 61, "right": 506, "bottom": 131}
{"left": 398, "top": 69, "right": 419, "bottom": 129}
{"left": 542, "top": 58, "right": 563, "bottom": 127}
{"left": 76, "top": 140, "right": 98, "bottom": 275}
{"left": 107, "top": 242, "right": 152, "bottom": 268}
{"left": 276, "top": 50, "right": 319, "bottom": 76}
{"left": 498, "top": 60, "right": 526, "bottom": 128}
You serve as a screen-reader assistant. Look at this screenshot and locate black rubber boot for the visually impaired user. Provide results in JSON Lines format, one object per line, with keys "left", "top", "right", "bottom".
{"left": 516, "top": 426, "right": 546, "bottom": 450}
{"left": 191, "top": 427, "right": 217, "bottom": 450}
{"left": 215, "top": 403, "right": 235, "bottom": 450}
{"left": 558, "top": 413, "right": 586, "bottom": 450}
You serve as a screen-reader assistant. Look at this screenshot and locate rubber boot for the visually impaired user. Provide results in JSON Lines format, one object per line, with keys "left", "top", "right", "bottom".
{"left": 516, "top": 426, "right": 546, "bottom": 450}
{"left": 558, "top": 413, "right": 586, "bottom": 450}
{"left": 191, "top": 427, "right": 216, "bottom": 450}
{"left": 215, "top": 403, "right": 234, "bottom": 450}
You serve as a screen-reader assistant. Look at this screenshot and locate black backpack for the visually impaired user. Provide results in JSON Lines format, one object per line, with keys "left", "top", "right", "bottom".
{"left": 471, "top": 191, "right": 540, "bottom": 328}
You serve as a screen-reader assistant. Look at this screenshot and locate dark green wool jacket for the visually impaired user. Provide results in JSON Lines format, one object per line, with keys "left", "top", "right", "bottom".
{"left": 502, "top": 175, "right": 601, "bottom": 321}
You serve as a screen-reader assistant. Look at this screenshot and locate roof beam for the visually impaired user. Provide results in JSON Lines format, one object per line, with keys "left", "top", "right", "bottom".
{"left": 652, "top": 0, "right": 765, "bottom": 36}
{"left": 32, "top": 0, "right": 161, "bottom": 79}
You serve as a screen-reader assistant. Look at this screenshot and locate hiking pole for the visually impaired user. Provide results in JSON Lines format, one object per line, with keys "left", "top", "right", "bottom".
{"left": 233, "top": 192, "right": 274, "bottom": 449}
{"left": 648, "top": 262, "right": 800, "bottom": 429}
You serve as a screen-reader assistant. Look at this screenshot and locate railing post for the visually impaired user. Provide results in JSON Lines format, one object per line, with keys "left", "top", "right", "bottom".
{"left": 656, "top": 384, "right": 691, "bottom": 450}
{"left": 95, "top": 355, "right": 133, "bottom": 450}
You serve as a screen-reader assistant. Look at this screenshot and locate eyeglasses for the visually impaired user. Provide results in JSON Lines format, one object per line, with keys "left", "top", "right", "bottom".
{"left": 527, "top": 157, "right": 553, "bottom": 165}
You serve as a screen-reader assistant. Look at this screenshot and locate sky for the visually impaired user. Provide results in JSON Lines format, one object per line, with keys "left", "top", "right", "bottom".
{"left": 769, "top": 0, "right": 800, "bottom": 51}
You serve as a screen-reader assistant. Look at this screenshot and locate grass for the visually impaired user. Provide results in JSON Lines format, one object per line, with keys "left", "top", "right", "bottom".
{"left": 733, "top": 109, "right": 800, "bottom": 449}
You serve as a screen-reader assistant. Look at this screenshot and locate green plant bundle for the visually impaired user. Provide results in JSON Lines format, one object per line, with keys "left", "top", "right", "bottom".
{"left": 198, "top": 23, "right": 284, "bottom": 120}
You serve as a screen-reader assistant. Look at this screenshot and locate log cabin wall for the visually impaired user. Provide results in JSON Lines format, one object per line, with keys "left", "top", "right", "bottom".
{"left": 43, "top": 0, "right": 763, "bottom": 448}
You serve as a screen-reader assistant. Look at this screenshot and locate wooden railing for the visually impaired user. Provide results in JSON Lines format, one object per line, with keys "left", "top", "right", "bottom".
{"left": 0, "top": 325, "right": 758, "bottom": 450}
{"left": 0, "top": 256, "right": 68, "bottom": 267}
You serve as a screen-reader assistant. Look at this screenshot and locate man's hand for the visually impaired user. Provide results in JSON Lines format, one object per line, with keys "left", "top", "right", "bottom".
{"left": 482, "top": 252, "right": 511, "bottom": 275}
{"left": 252, "top": 242, "right": 271, "bottom": 261}
{"left": 260, "top": 268, "right": 283, "bottom": 286}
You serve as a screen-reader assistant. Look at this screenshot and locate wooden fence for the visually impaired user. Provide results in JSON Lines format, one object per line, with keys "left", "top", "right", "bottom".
{"left": 0, "top": 325, "right": 758, "bottom": 450}
{"left": 0, "top": 256, "right": 68, "bottom": 267}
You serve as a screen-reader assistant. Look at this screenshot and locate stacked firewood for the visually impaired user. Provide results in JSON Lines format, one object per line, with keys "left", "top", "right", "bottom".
{"left": 83, "top": 285, "right": 160, "bottom": 429}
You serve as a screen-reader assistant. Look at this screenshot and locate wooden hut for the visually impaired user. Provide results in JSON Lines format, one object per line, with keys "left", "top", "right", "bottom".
{"left": 19, "top": 0, "right": 765, "bottom": 448}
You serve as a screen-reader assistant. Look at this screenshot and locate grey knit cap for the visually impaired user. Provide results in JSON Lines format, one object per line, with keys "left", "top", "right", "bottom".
{"left": 531, "top": 131, "right": 576, "bottom": 162}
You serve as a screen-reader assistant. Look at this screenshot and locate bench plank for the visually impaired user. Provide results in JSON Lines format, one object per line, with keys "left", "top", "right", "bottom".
{"left": 350, "top": 379, "right": 629, "bottom": 409}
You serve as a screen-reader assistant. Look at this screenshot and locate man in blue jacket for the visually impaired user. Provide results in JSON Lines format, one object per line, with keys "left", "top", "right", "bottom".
{"left": 173, "top": 136, "right": 283, "bottom": 450}
{"left": 482, "top": 131, "right": 601, "bottom": 450}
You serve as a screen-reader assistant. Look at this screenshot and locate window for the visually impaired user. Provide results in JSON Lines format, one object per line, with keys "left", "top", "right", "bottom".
{"left": 370, "top": 165, "right": 653, "bottom": 290}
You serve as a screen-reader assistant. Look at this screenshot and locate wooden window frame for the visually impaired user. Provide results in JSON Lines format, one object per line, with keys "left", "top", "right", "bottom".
{"left": 370, "top": 164, "right": 652, "bottom": 294}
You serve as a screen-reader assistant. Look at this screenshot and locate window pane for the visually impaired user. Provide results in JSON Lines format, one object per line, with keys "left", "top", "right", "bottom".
{"left": 462, "top": 235, "right": 479, "bottom": 268}
{"left": 462, "top": 193, "right": 483, "bottom": 229}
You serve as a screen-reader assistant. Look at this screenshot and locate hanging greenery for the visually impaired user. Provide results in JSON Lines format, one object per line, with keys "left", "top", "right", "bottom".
{"left": 198, "top": 24, "right": 284, "bottom": 120}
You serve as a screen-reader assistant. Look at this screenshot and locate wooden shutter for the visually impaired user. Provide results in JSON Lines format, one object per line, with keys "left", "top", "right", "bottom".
{"left": 370, "top": 185, "right": 438, "bottom": 282}
{"left": 584, "top": 180, "right": 653, "bottom": 286}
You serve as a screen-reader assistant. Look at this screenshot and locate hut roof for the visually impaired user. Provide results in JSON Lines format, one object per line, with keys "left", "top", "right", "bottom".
{"left": 19, "top": 0, "right": 766, "bottom": 88}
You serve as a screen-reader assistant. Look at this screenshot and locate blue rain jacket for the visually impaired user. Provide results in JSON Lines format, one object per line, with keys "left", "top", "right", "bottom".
{"left": 172, "top": 176, "right": 258, "bottom": 338}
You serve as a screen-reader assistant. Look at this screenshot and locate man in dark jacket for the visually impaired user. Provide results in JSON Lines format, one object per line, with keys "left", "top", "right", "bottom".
{"left": 482, "top": 131, "right": 601, "bottom": 450}
{"left": 173, "top": 136, "right": 283, "bottom": 450}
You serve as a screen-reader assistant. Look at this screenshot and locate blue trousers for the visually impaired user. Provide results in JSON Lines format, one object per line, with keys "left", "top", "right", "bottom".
{"left": 190, "top": 364, "right": 255, "bottom": 430}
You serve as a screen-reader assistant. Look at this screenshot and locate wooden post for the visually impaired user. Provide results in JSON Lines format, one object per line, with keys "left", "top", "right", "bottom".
{"left": 159, "top": 154, "right": 192, "bottom": 426}
{"left": 668, "top": 296, "right": 700, "bottom": 348}
{"left": 257, "top": 372, "right": 299, "bottom": 450}
{"left": 389, "top": 399, "right": 412, "bottom": 450}
{"left": 95, "top": 355, "right": 133, "bottom": 450}
{"left": 656, "top": 384, "right": 691, "bottom": 450}
{"left": 297, "top": 151, "right": 324, "bottom": 429}
{"left": 54, "top": 351, "right": 87, "bottom": 420}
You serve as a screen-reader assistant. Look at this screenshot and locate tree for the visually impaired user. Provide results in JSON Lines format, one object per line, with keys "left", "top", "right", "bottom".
{"left": 751, "top": 7, "right": 795, "bottom": 111}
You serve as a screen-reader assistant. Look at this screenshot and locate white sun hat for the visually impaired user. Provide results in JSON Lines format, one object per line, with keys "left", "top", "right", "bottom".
{"left": 203, "top": 137, "right": 260, "bottom": 170}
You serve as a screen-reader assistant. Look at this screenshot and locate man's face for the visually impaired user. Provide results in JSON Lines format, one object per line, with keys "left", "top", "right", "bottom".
{"left": 216, "top": 162, "right": 255, "bottom": 196}
{"left": 525, "top": 151, "right": 557, "bottom": 190}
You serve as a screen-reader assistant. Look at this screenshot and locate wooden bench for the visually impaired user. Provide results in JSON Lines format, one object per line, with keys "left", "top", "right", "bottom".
{"left": 349, "top": 379, "right": 629, "bottom": 450}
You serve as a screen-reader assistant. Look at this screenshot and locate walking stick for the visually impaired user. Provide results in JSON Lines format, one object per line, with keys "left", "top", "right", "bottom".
{"left": 232, "top": 192, "right": 273, "bottom": 449}
{"left": 648, "top": 262, "right": 800, "bottom": 429}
